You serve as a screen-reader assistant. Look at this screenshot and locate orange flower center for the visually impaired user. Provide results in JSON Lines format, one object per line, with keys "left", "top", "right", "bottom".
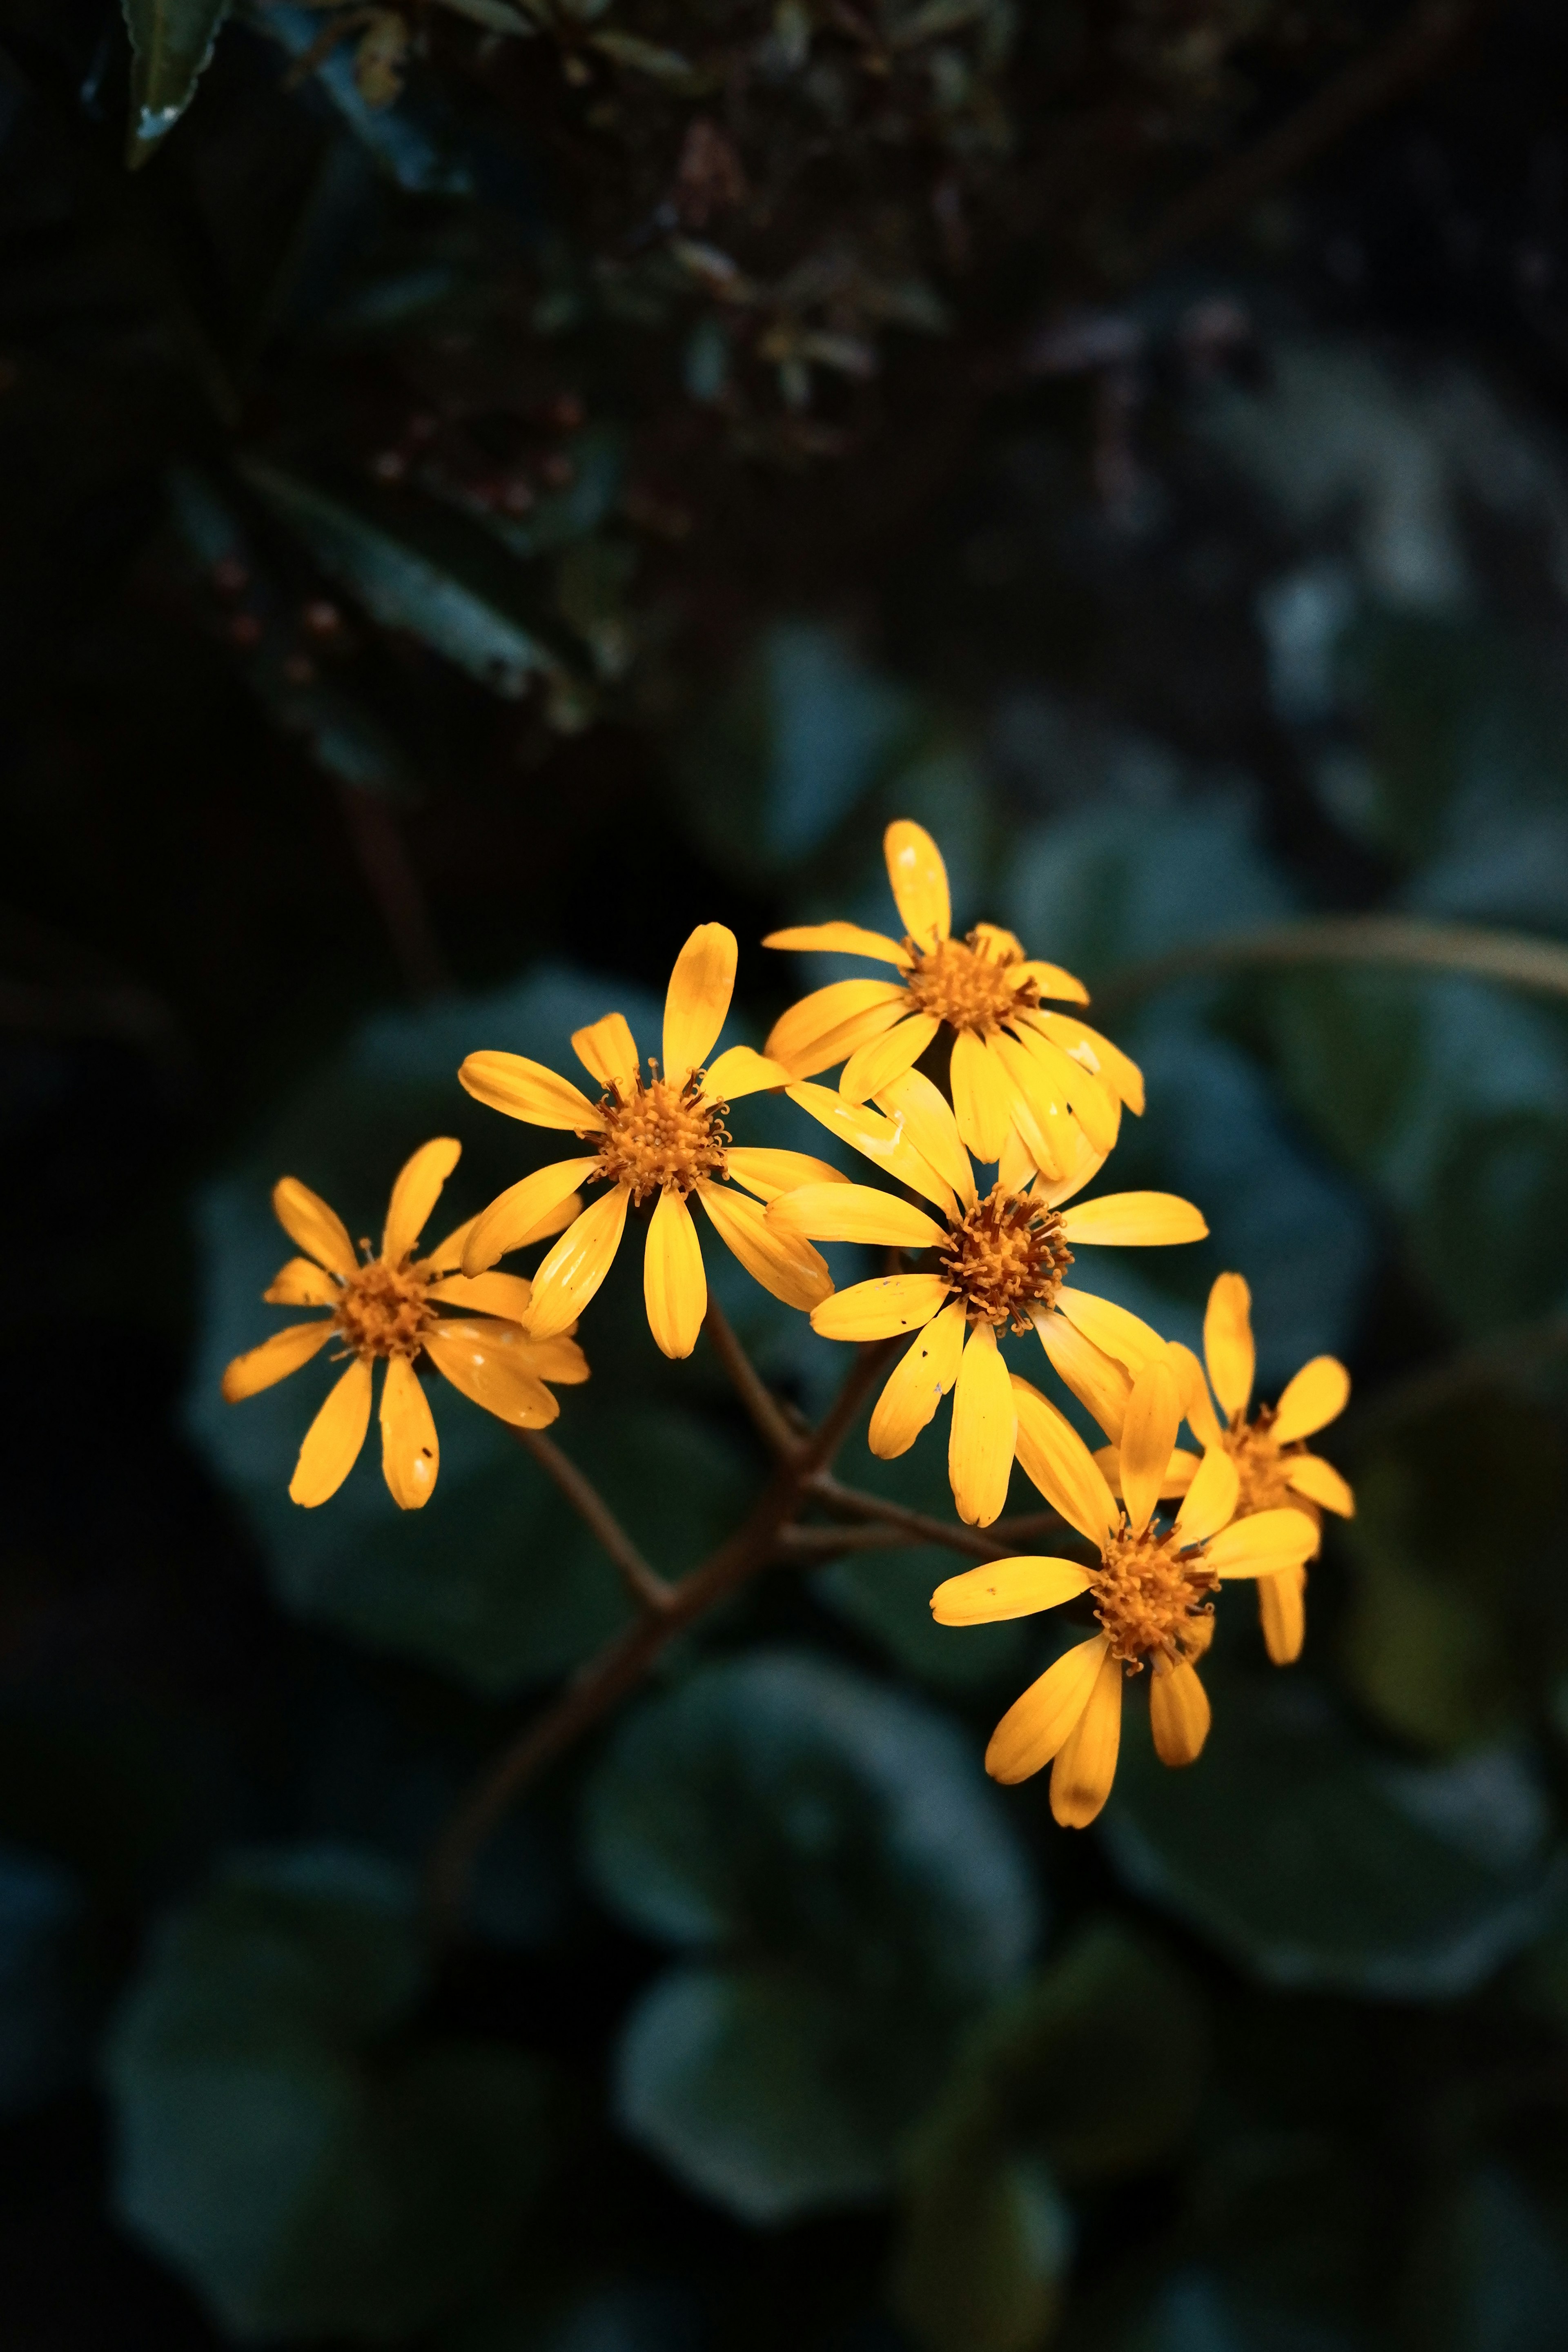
{"left": 935, "top": 1187, "right": 1073, "bottom": 1330}
{"left": 1224, "top": 1410, "right": 1298, "bottom": 1515}
{"left": 333, "top": 1258, "right": 434, "bottom": 1360}
{"left": 1091, "top": 1526, "right": 1217, "bottom": 1671}
{"left": 902, "top": 932, "right": 1038, "bottom": 1035}
{"left": 594, "top": 1068, "right": 729, "bottom": 1204}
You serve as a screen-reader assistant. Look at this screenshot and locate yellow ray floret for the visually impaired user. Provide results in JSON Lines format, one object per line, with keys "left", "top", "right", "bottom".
{"left": 457, "top": 925, "right": 838, "bottom": 1361}
{"left": 762, "top": 819, "right": 1143, "bottom": 1173}
{"left": 1161, "top": 1272, "right": 1354, "bottom": 1665}
{"left": 220, "top": 1140, "right": 588, "bottom": 1511}
{"left": 931, "top": 1357, "right": 1318, "bottom": 1825}
{"left": 764, "top": 1067, "right": 1205, "bottom": 1529}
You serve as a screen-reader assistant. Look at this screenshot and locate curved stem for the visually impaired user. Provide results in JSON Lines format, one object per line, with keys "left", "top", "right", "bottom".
{"left": 1091, "top": 915, "right": 1568, "bottom": 1020}
{"left": 511, "top": 1427, "right": 673, "bottom": 1615}
{"left": 702, "top": 1294, "right": 803, "bottom": 1463}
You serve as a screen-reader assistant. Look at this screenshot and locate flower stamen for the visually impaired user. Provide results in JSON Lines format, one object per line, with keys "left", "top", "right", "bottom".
{"left": 592, "top": 1061, "right": 730, "bottom": 1205}
{"left": 1090, "top": 1525, "right": 1216, "bottom": 1673}
{"left": 333, "top": 1258, "right": 434, "bottom": 1361}
{"left": 935, "top": 1186, "right": 1073, "bottom": 1330}
{"left": 902, "top": 930, "right": 1039, "bottom": 1035}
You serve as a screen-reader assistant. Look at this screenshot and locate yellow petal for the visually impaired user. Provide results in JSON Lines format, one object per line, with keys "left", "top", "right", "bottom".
{"left": 572, "top": 1012, "right": 640, "bottom": 1097}
{"left": 1016, "top": 960, "right": 1090, "bottom": 1007}
{"left": 1149, "top": 1659, "right": 1211, "bottom": 1767}
{"left": 1058, "top": 1192, "right": 1208, "bottom": 1248}
{"left": 524, "top": 1185, "right": 631, "bottom": 1339}
{"left": 1172, "top": 1443, "right": 1241, "bottom": 1545}
{"left": 971, "top": 922, "right": 1026, "bottom": 962}
{"left": 702, "top": 1045, "right": 793, "bottom": 1100}
{"left": 724, "top": 1147, "right": 849, "bottom": 1203}
{"left": 459, "top": 1051, "right": 606, "bottom": 1132}
{"left": 1287, "top": 1452, "right": 1354, "bottom": 1516}
{"left": 510, "top": 1332, "right": 590, "bottom": 1385}
{"left": 786, "top": 1083, "right": 959, "bottom": 1217}
{"left": 421, "top": 1215, "right": 476, "bottom": 1275}
{"left": 382, "top": 1136, "right": 461, "bottom": 1264}
{"left": 762, "top": 922, "right": 911, "bottom": 969}
{"left": 1033, "top": 1312, "right": 1133, "bottom": 1441}
{"left": 868, "top": 1300, "right": 967, "bottom": 1457}
{"left": 289, "top": 1356, "right": 372, "bottom": 1506}
{"left": 1167, "top": 1341, "right": 1223, "bottom": 1450}
{"left": 1120, "top": 1358, "right": 1183, "bottom": 1536}
{"left": 663, "top": 922, "right": 737, "bottom": 1081}
{"left": 425, "top": 1270, "right": 535, "bottom": 1321}
{"left": 221, "top": 1319, "right": 335, "bottom": 1402}
{"left": 1049, "top": 1644, "right": 1124, "bottom": 1826}
{"left": 811, "top": 1272, "right": 951, "bottom": 1340}
{"left": 461, "top": 1159, "right": 602, "bottom": 1276}
{"left": 379, "top": 1353, "right": 439, "bottom": 1510}
{"left": 1032, "top": 1118, "right": 1108, "bottom": 1210}
{"left": 1272, "top": 1356, "right": 1351, "bottom": 1445}
{"left": 1012, "top": 1027, "right": 1119, "bottom": 1156}
{"left": 999, "top": 1122, "right": 1040, "bottom": 1196}
{"left": 1257, "top": 1564, "right": 1307, "bottom": 1664}
{"left": 424, "top": 1320, "right": 560, "bottom": 1427}
{"left": 1205, "top": 1506, "right": 1319, "bottom": 1579}
{"left": 767, "top": 1183, "right": 946, "bottom": 1251}
{"left": 948, "top": 1321, "right": 1016, "bottom": 1528}
{"left": 949, "top": 1029, "right": 1016, "bottom": 1165}
{"left": 765, "top": 980, "right": 910, "bottom": 1079}
{"left": 884, "top": 819, "right": 951, "bottom": 949}
{"left": 263, "top": 1258, "right": 341, "bottom": 1308}
{"left": 986, "top": 1635, "right": 1109, "bottom": 1785}
{"left": 1094, "top": 1443, "right": 1198, "bottom": 1499}
{"left": 1203, "top": 1272, "right": 1254, "bottom": 1419}
{"left": 644, "top": 1187, "right": 708, "bottom": 1360}
{"left": 1011, "top": 1375, "right": 1119, "bottom": 1544}
{"left": 931, "top": 1554, "right": 1091, "bottom": 1626}
{"left": 1054, "top": 1288, "right": 1170, "bottom": 1375}
{"left": 273, "top": 1177, "right": 358, "bottom": 1280}
{"left": 1029, "top": 1013, "right": 1145, "bottom": 1114}
{"left": 840, "top": 1013, "right": 941, "bottom": 1106}
{"left": 694, "top": 1181, "right": 832, "bottom": 1311}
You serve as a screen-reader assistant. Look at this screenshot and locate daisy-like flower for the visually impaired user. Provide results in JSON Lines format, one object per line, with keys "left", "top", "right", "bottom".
{"left": 1167, "top": 1272, "right": 1354, "bottom": 1667}
{"left": 764, "top": 1066, "right": 1206, "bottom": 1527}
{"left": 930, "top": 1356, "right": 1319, "bottom": 1825}
{"left": 761, "top": 818, "right": 1144, "bottom": 1170}
{"left": 220, "top": 1139, "right": 588, "bottom": 1510}
{"left": 457, "top": 924, "right": 841, "bottom": 1359}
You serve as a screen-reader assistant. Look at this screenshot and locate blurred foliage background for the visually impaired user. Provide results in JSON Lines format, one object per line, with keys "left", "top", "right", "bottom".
{"left": 10, "top": 0, "right": 1568, "bottom": 2345}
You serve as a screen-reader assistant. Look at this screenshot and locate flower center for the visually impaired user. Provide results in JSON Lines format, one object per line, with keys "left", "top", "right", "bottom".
{"left": 594, "top": 1067, "right": 730, "bottom": 1205}
{"left": 902, "top": 932, "right": 1038, "bottom": 1035}
{"left": 334, "top": 1258, "right": 433, "bottom": 1360}
{"left": 1091, "top": 1526, "right": 1217, "bottom": 1671}
{"left": 936, "top": 1187, "right": 1073, "bottom": 1330}
{"left": 1224, "top": 1410, "right": 1296, "bottom": 1515}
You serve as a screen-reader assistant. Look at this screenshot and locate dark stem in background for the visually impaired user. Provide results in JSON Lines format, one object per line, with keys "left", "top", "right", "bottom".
{"left": 335, "top": 784, "right": 453, "bottom": 1001}
{"left": 1093, "top": 915, "right": 1568, "bottom": 1019}
{"left": 510, "top": 1426, "right": 675, "bottom": 1613}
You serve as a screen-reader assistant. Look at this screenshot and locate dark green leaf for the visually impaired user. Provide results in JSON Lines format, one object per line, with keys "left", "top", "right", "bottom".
{"left": 890, "top": 2152, "right": 1069, "bottom": 2352}
{"left": 122, "top": 0, "right": 229, "bottom": 163}
{"left": 1402, "top": 2167, "right": 1568, "bottom": 2352}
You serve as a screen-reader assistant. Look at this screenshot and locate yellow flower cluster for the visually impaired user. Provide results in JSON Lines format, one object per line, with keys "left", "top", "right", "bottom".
{"left": 223, "top": 820, "right": 1354, "bottom": 1826}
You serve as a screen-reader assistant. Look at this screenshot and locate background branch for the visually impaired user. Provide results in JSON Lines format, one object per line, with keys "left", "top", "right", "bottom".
{"left": 511, "top": 1427, "right": 674, "bottom": 1614}
{"left": 1093, "top": 915, "right": 1568, "bottom": 1019}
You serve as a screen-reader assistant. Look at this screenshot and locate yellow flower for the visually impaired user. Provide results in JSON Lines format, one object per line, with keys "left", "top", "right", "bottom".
{"left": 930, "top": 1358, "right": 1319, "bottom": 1826}
{"left": 1167, "top": 1272, "right": 1354, "bottom": 1667}
{"left": 220, "top": 1139, "right": 588, "bottom": 1510}
{"left": 764, "top": 1066, "right": 1206, "bottom": 1527}
{"left": 457, "top": 924, "right": 839, "bottom": 1359}
{"left": 762, "top": 818, "right": 1143, "bottom": 1169}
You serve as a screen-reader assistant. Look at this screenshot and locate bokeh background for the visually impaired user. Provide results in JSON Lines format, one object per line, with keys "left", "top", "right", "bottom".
{"left": 9, "top": 0, "right": 1568, "bottom": 2344}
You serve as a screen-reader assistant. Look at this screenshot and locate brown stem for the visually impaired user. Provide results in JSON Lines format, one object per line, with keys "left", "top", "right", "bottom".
{"left": 425, "top": 1336, "right": 897, "bottom": 1934}
{"left": 336, "top": 783, "right": 453, "bottom": 1002}
{"left": 1090, "top": 915, "right": 1568, "bottom": 1021}
{"left": 510, "top": 1427, "right": 674, "bottom": 1615}
{"left": 702, "top": 1294, "right": 804, "bottom": 1463}
{"left": 806, "top": 1474, "right": 1041, "bottom": 1560}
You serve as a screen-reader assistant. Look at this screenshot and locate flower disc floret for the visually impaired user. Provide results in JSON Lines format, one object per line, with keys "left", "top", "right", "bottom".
{"left": 937, "top": 1188, "right": 1073, "bottom": 1331}
{"left": 333, "top": 1258, "right": 434, "bottom": 1359}
{"left": 1091, "top": 1525, "right": 1216, "bottom": 1670}
{"left": 593, "top": 1067, "right": 730, "bottom": 1203}
{"left": 902, "top": 931, "right": 1038, "bottom": 1034}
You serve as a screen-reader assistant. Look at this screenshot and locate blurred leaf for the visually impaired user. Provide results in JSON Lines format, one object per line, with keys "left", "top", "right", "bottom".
{"left": 1119, "top": 2267, "right": 1360, "bottom": 2352}
{"left": 585, "top": 1650, "right": 1040, "bottom": 2220}
{"left": 123, "top": 0, "right": 229, "bottom": 163}
{"left": 477, "top": 429, "right": 625, "bottom": 561}
{"left": 107, "top": 1846, "right": 553, "bottom": 2340}
{"left": 1105, "top": 1673, "right": 1562, "bottom": 1998}
{"left": 677, "top": 625, "right": 919, "bottom": 878}
{"left": 243, "top": 459, "right": 575, "bottom": 699}
{"left": 0, "top": 1844, "right": 88, "bottom": 2114}
{"left": 248, "top": 4, "right": 478, "bottom": 194}
{"left": 1402, "top": 2167, "right": 1568, "bottom": 2352}
{"left": 890, "top": 1924, "right": 1204, "bottom": 2352}
{"left": 185, "top": 968, "right": 749, "bottom": 1691}
{"left": 437, "top": 0, "right": 534, "bottom": 28}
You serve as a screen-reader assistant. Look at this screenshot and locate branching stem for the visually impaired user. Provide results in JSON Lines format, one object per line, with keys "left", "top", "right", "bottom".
{"left": 510, "top": 1426, "right": 674, "bottom": 1615}
{"left": 702, "top": 1294, "right": 804, "bottom": 1462}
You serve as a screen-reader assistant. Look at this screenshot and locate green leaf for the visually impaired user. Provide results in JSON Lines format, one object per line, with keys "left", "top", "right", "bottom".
{"left": 585, "top": 1651, "right": 1039, "bottom": 2220}
{"left": 122, "top": 0, "right": 229, "bottom": 163}
{"left": 890, "top": 2153, "right": 1069, "bottom": 2352}
{"left": 1104, "top": 1671, "right": 1562, "bottom": 1998}
{"left": 241, "top": 459, "right": 578, "bottom": 700}
{"left": 1402, "top": 2167, "right": 1568, "bottom": 2352}
{"left": 107, "top": 1847, "right": 553, "bottom": 2340}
